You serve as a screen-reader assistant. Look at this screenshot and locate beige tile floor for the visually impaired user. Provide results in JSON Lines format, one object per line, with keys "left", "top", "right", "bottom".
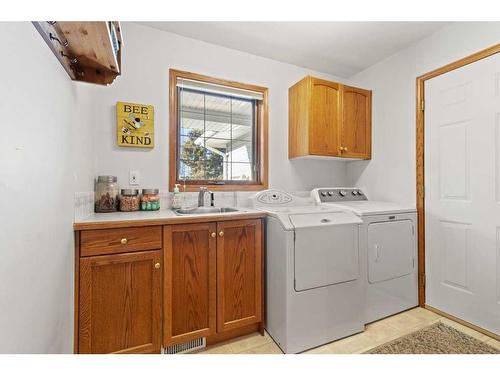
{"left": 195, "top": 307, "right": 500, "bottom": 354}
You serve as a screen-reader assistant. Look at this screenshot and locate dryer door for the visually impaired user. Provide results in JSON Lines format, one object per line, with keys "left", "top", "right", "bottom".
{"left": 291, "top": 212, "right": 361, "bottom": 292}
{"left": 367, "top": 220, "right": 414, "bottom": 284}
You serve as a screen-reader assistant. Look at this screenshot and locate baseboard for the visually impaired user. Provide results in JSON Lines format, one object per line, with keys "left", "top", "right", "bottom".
{"left": 425, "top": 305, "right": 499, "bottom": 341}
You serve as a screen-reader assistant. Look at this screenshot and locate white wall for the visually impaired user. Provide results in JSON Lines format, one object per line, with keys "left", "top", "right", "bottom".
{"left": 346, "top": 22, "right": 500, "bottom": 204}
{"left": 90, "top": 22, "right": 348, "bottom": 192}
{"left": 0, "top": 22, "right": 94, "bottom": 353}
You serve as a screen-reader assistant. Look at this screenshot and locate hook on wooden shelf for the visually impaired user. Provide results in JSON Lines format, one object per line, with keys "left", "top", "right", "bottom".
{"left": 60, "top": 51, "right": 78, "bottom": 64}
{"left": 49, "top": 33, "right": 69, "bottom": 47}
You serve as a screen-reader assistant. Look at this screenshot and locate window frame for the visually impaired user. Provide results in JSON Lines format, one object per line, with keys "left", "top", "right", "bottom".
{"left": 169, "top": 69, "right": 268, "bottom": 192}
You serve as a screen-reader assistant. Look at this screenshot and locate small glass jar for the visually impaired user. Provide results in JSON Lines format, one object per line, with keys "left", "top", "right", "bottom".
{"left": 119, "top": 189, "right": 140, "bottom": 212}
{"left": 141, "top": 189, "right": 160, "bottom": 211}
{"left": 95, "top": 176, "right": 119, "bottom": 213}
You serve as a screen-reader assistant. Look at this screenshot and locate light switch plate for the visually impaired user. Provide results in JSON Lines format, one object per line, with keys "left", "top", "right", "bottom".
{"left": 129, "top": 170, "right": 140, "bottom": 186}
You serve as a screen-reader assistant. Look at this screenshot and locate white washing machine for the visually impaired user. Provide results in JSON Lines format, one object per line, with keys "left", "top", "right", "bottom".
{"left": 312, "top": 188, "right": 418, "bottom": 323}
{"left": 250, "top": 190, "right": 365, "bottom": 353}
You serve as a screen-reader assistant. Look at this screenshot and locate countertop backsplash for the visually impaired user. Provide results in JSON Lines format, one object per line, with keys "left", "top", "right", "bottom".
{"left": 74, "top": 192, "right": 95, "bottom": 222}
{"left": 74, "top": 190, "right": 310, "bottom": 221}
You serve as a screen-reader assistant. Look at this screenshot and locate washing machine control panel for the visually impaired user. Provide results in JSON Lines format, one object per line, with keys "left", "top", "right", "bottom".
{"left": 316, "top": 188, "right": 367, "bottom": 202}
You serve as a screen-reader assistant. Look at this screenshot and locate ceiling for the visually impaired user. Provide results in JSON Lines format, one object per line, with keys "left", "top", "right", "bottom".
{"left": 138, "top": 22, "right": 449, "bottom": 77}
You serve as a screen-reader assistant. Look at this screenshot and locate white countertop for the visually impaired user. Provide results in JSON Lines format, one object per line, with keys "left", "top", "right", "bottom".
{"left": 76, "top": 209, "right": 178, "bottom": 224}
{"left": 74, "top": 207, "right": 265, "bottom": 229}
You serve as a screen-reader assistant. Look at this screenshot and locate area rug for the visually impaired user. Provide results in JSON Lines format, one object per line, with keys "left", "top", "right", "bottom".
{"left": 366, "top": 323, "right": 499, "bottom": 354}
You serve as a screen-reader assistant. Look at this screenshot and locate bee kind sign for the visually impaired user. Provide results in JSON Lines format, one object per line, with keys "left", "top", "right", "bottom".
{"left": 116, "top": 101, "right": 154, "bottom": 148}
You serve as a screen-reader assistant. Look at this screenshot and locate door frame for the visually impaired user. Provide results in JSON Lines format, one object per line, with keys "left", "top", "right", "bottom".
{"left": 416, "top": 43, "right": 500, "bottom": 307}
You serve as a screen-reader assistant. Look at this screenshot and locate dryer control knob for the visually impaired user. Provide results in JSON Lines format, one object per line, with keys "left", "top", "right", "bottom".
{"left": 351, "top": 191, "right": 358, "bottom": 195}
{"left": 339, "top": 190, "right": 347, "bottom": 197}
{"left": 327, "top": 191, "right": 333, "bottom": 196}
{"left": 320, "top": 191, "right": 327, "bottom": 197}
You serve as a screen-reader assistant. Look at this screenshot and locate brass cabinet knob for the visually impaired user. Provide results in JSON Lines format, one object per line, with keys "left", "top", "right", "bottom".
{"left": 120, "top": 238, "right": 128, "bottom": 245}
{"left": 219, "top": 231, "right": 224, "bottom": 237}
{"left": 211, "top": 232, "right": 216, "bottom": 238}
{"left": 344, "top": 147, "right": 348, "bottom": 151}
{"left": 154, "top": 263, "right": 161, "bottom": 269}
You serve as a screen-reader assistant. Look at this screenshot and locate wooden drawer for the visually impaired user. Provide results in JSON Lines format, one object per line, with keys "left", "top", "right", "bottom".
{"left": 80, "top": 226, "right": 162, "bottom": 257}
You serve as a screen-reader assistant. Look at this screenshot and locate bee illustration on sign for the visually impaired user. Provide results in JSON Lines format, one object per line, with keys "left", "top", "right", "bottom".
{"left": 116, "top": 102, "right": 154, "bottom": 148}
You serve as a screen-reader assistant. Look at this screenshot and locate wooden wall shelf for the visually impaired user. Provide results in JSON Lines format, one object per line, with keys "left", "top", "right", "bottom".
{"left": 33, "top": 21, "right": 123, "bottom": 86}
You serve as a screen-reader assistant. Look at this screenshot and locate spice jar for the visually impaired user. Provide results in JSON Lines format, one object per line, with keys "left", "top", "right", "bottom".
{"left": 119, "top": 189, "right": 140, "bottom": 212}
{"left": 95, "top": 176, "right": 119, "bottom": 213}
{"left": 141, "top": 189, "right": 160, "bottom": 211}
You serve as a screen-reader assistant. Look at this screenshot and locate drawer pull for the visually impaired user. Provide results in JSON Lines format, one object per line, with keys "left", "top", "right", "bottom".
{"left": 154, "top": 263, "right": 161, "bottom": 269}
{"left": 219, "top": 231, "right": 224, "bottom": 237}
{"left": 211, "top": 232, "right": 216, "bottom": 238}
{"left": 120, "top": 238, "right": 128, "bottom": 245}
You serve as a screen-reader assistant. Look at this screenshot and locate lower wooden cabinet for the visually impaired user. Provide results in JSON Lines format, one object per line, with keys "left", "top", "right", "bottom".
{"left": 75, "top": 217, "right": 264, "bottom": 354}
{"left": 163, "top": 223, "right": 217, "bottom": 346}
{"left": 217, "top": 219, "right": 262, "bottom": 332}
{"left": 163, "top": 219, "right": 263, "bottom": 346}
{"left": 78, "top": 250, "right": 162, "bottom": 354}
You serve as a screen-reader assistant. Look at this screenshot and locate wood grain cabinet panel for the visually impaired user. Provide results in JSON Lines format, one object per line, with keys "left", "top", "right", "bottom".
{"left": 80, "top": 226, "right": 162, "bottom": 256}
{"left": 289, "top": 76, "right": 371, "bottom": 160}
{"left": 341, "top": 85, "right": 372, "bottom": 159}
{"left": 163, "top": 223, "right": 217, "bottom": 346}
{"left": 78, "top": 250, "right": 161, "bottom": 354}
{"left": 309, "top": 79, "right": 342, "bottom": 156}
{"left": 216, "top": 219, "right": 262, "bottom": 332}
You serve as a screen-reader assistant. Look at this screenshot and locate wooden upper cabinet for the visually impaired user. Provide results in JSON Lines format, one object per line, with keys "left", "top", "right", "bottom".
{"left": 163, "top": 223, "right": 217, "bottom": 346}
{"left": 341, "top": 85, "right": 372, "bottom": 159}
{"left": 289, "top": 76, "right": 372, "bottom": 160}
{"left": 78, "top": 250, "right": 162, "bottom": 354}
{"left": 216, "top": 219, "right": 262, "bottom": 332}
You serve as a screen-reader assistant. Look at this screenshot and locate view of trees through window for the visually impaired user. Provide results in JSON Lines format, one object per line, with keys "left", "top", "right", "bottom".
{"left": 180, "top": 129, "right": 224, "bottom": 180}
{"left": 177, "top": 88, "right": 257, "bottom": 183}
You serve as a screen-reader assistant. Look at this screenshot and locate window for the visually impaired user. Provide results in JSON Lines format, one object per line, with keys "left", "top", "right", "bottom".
{"left": 169, "top": 70, "right": 268, "bottom": 191}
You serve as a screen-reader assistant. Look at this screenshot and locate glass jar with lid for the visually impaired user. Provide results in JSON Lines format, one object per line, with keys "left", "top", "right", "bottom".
{"left": 119, "top": 189, "right": 140, "bottom": 212}
{"left": 95, "top": 176, "right": 119, "bottom": 213}
{"left": 141, "top": 189, "right": 160, "bottom": 211}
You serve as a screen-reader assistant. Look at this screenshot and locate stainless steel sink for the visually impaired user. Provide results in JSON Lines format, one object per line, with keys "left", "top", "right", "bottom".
{"left": 174, "top": 207, "right": 240, "bottom": 216}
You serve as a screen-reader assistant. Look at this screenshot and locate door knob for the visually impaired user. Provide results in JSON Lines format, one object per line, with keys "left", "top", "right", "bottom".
{"left": 210, "top": 232, "right": 216, "bottom": 238}
{"left": 154, "top": 263, "right": 161, "bottom": 269}
{"left": 344, "top": 147, "right": 349, "bottom": 151}
{"left": 219, "top": 231, "right": 224, "bottom": 237}
{"left": 120, "top": 238, "right": 128, "bottom": 245}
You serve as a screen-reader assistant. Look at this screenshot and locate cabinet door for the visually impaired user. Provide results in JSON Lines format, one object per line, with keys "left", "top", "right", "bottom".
{"left": 217, "top": 219, "right": 262, "bottom": 332}
{"left": 164, "top": 223, "right": 217, "bottom": 346}
{"left": 79, "top": 250, "right": 161, "bottom": 354}
{"left": 309, "top": 78, "right": 342, "bottom": 156}
{"left": 341, "top": 85, "right": 372, "bottom": 159}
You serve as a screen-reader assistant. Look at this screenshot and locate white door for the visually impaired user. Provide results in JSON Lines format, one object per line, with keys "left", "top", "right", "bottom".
{"left": 425, "top": 52, "right": 500, "bottom": 334}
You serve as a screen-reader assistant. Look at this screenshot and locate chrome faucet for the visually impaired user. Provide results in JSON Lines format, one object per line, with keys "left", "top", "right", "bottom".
{"left": 198, "top": 187, "right": 214, "bottom": 207}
